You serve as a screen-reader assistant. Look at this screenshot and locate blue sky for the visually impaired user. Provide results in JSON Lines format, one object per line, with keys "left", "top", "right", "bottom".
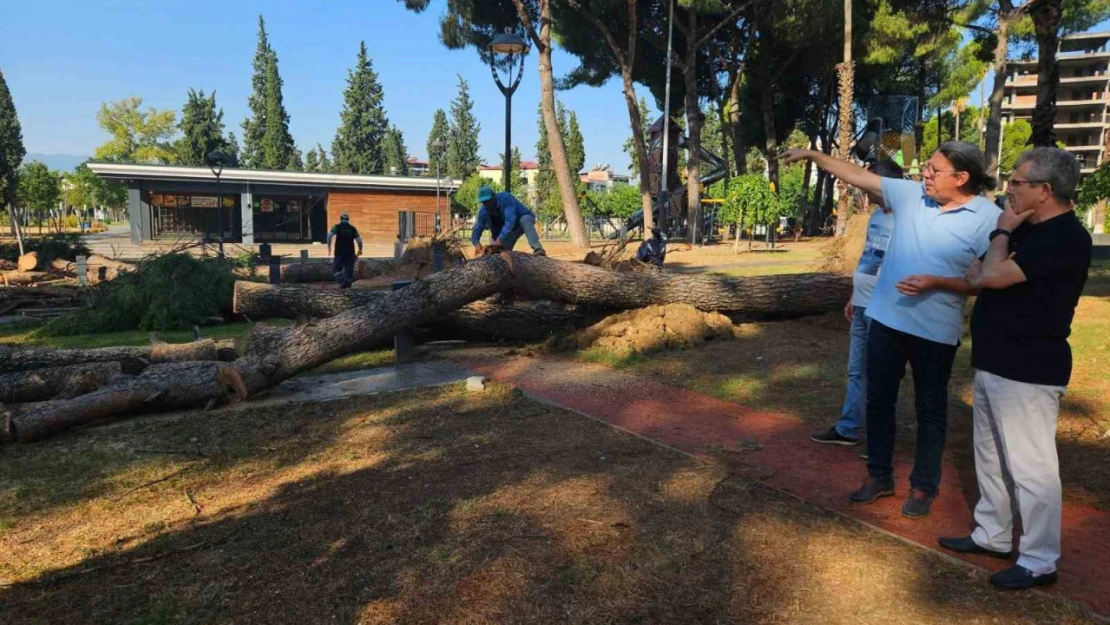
{"left": 0, "top": 0, "right": 655, "bottom": 172}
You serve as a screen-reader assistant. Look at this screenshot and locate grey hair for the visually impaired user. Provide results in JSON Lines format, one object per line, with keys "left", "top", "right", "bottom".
{"left": 1015, "top": 147, "right": 1081, "bottom": 203}
{"left": 936, "top": 141, "right": 997, "bottom": 194}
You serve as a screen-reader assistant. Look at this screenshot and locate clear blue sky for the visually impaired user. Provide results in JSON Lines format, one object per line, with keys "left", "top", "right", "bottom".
{"left": 0, "top": 0, "right": 656, "bottom": 172}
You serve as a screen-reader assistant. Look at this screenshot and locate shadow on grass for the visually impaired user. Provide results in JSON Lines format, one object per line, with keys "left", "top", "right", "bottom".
{"left": 0, "top": 385, "right": 1094, "bottom": 625}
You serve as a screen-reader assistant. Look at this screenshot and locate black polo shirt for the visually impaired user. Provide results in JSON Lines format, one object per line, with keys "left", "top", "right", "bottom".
{"left": 970, "top": 212, "right": 1092, "bottom": 386}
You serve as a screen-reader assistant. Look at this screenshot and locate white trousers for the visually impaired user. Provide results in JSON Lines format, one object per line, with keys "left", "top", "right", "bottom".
{"left": 970, "top": 370, "right": 1065, "bottom": 575}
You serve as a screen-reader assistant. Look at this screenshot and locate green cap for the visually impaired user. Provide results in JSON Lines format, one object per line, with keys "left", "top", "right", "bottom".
{"left": 477, "top": 186, "right": 495, "bottom": 203}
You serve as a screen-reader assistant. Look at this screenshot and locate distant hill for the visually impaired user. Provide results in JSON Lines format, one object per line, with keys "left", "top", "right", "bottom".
{"left": 24, "top": 153, "right": 90, "bottom": 172}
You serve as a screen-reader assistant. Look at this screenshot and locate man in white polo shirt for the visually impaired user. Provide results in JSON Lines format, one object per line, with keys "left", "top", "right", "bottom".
{"left": 783, "top": 142, "right": 999, "bottom": 518}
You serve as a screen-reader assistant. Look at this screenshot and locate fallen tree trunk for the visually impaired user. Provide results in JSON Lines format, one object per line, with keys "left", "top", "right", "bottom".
{"left": 18, "top": 252, "right": 38, "bottom": 272}
{"left": 3, "top": 361, "right": 230, "bottom": 442}
{"left": 0, "top": 339, "right": 236, "bottom": 374}
{"left": 279, "top": 258, "right": 392, "bottom": 283}
{"left": 50, "top": 255, "right": 134, "bottom": 283}
{"left": 233, "top": 281, "right": 600, "bottom": 342}
{"left": 1, "top": 271, "right": 53, "bottom": 286}
{"left": 0, "top": 361, "right": 122, "bottom": 403}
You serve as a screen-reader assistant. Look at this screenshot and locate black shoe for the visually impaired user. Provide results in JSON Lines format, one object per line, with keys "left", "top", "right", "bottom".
{"left": 990, "top": 565, "right": 1058, "bottom": 590}
{"left": 810, "top": 426, "right": 860, "bottom": 446}
{"left": 849, "top": 478, "right": 895, "bottom": 504}
{"left": 938, "top": 536, "right": 1013, "bottom": 559}
{"left": 533, "top": 249, "right": 547, "bottom": 257}
{"left": 901, "top": 488, "right": 935, "bottom": 518}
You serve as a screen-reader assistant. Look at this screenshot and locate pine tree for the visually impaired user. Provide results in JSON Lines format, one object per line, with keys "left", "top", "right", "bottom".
{"left": 240, "top": 16, "right": 272, "bottom": 169}
{"left": 290, "top": 145, "right": 303, "bottom": 171}
{"left": 332, "top": 41, "right": 390, "bottom": 174}
{"left": 426, "top": 108, "right": 449, "bottom": 177}
{"left": 176, "top": 89, "right": 230, "bottom": 166}
{"left": 225, "top": 132, "right": 240, "bottom": 165}
{"left": 261, "top": 52, "right": 297, "bottom": 170}
{"left": 446, "top": 75, "right": 481, "bottom": 180}
{"left": 384, "top": 125, "right": 409, "bottom": 175}
{"left": 304, "top": 147, "right": 320, "bottom": 172}
{"left": 566, "top": 110, "right": 585, "bottom": 176}
{"left": 316, "top": 143, "right": 332, "bottom": 172}
{"left": 0, "top": 67, "right": 26, "bottom": 216}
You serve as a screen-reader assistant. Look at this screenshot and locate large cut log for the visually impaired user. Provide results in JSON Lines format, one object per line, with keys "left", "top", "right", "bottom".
{"left": 279, "top": 258, "right": 392, "bottom": 283}
{"left": 49, "top": 255, "right": 134, "bottom": 283}
{"left": 232, "top": 281, "right": 600, "bottom": 342}
{"left": 0, "top": 338, "right": 236, "bottom": 374}
{"left": 0, "top": 361, "right": 122, "bottom": 403}
{"left": 4, "top": 361, "right": 230, "bottom": 442}
{"left": 17, "top": 252, "right": 38, "bottom": 272}
{"left": 1, "top": 271, "right": 53, "bottom": 286}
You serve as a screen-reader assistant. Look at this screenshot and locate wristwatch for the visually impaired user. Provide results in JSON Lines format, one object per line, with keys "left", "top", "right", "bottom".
{"left": 989, "top": 229, "right": 1011, "bottom": 242}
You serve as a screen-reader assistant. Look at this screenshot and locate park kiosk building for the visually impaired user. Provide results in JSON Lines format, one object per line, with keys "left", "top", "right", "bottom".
{"left": 87, "top": 162, "right": 460, "bottom": 246}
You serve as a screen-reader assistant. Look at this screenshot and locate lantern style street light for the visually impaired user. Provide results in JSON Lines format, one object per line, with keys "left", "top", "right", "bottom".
{"left": 207, "top": 149, "right": 234, "bottom": 258}
{"left": 487, "top": 29, "right": 528, "bottom": 193}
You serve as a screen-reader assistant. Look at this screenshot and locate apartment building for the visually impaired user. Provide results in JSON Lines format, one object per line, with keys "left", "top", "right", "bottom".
{"left": 1001, "top": 31, "right": 1110, "bottom": 176}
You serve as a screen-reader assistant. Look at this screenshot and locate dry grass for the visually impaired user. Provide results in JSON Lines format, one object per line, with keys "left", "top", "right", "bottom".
{"left": 0, "top": 384, "right": 1100, "bottom": 624}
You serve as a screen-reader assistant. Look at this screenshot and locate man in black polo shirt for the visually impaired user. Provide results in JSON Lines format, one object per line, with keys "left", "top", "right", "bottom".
{"left": 327, "top": 212, "right": 362, "bottom": 289}
{"left": 939, "top": 147, "right": 1092, "bottom": 590}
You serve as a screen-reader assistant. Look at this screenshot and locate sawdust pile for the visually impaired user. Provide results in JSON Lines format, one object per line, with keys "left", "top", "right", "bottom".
{"left": 551, "top": 303, "right": 737, "bottom": 357}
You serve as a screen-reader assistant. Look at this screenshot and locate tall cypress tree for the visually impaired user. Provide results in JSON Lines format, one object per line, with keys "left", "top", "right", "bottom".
{"left": 332, "top": 41, "right": 389, "bottom": 174}
{"left": 304, "top": 147, "right": 320, "bottom": 172}
{"left": 446, "top": 75, "right": 480, "bottom": 180}
{"left": 240, "top": 16, "right": 272, "bottom": 169}
{"left": 426, "top": 108, "right": 449, "bottom": 177}
{"left": 261, "top": 52, "right": 297, "bottom": 170}
{"left": 566, "top": 110, "right": 585, "bottom": 176}
{"left": 176, "top": 89, "right": 230, "bottom": 166}
{"left": 316, "top": 143, "right": 332, "bottom": 172}
{"left": 0, "top": 67, "right": 26, "bottom": 219}
{"left": 384, "top": 125, "right": 410, "bottom": 175}
{"left": 534, "top": 102, "right": 559, "bottom": 218}
{"left": 225, "top": 131, "right": 240, "bottom": 165}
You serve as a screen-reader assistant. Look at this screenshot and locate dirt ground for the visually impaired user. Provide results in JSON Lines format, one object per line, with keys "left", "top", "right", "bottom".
{"left": 0, "top": 384, "right": 1098, "bottom": 625}
{"left": 608, "top": 273, "right": 1110, "bottom": 511}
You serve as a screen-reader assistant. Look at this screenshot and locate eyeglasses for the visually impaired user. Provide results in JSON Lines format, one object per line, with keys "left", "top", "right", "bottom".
{"left": 921, "top": 163, "right": 960, "bottom": 177}
{"left": 1008, "top": 178, "right": 1046, "bottom": 188}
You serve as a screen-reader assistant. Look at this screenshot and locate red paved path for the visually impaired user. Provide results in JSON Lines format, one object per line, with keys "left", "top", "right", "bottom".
{"left": 466, "top": 355, "right": 1110, "bottom": 618}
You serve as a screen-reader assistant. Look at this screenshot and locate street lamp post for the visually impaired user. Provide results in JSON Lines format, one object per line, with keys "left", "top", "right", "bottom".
{"left": 207, "top": 149, "right": 233, "bottom": 259}
{"left": 432, "top": 137, "right": 447, "bottom": 232}
{"left": 488, "top": 29, "right": 528, "bottom": 193}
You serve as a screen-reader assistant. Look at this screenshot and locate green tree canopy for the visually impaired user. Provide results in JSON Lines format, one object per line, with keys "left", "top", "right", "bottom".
{"left": 17, "top": 161, "right": 60, "bottom": 210}
{"left": 566, "top": 110, "right": 585, "bottom": 175}
{"left": 260, "top": 52, "right": 297, "bottom": 170}
{"left": 333, "top": 41, "right": 390, "bottom": 175}
{"left": 426, "top": 108, "right": 450, "bottom": 177}
{"left": 241, "top": 15, "right": 273, "bottom": 169}
{"left": 384, "top": 125, "right": 410, "bottom": 175}
{"left": 175, "top": 89, "right": 234, "bottom": 166}
{"left": 447, "top": 75, "right": 481, "bottom": 180}
{"left": 595, "top": 183, "right": 642, "bottom": 219}
{"left": 93, "top": 97, "right": 177, "bottom": 164}
{"left": 999, "top": 119, "right": 1033, "bottom": 175}
{"left": 452, "top": 174, "right": 501, "bottom": 217}
{"left": 0, "top": 67, "right": 25, "bottom": 211}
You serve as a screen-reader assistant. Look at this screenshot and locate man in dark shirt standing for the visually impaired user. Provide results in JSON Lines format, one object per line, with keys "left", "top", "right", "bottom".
{"left": 327, "top": 212, "right": 363, "bottom": 289}
{"left": 939, "top": 148, "right": 1092, "bottom": 590}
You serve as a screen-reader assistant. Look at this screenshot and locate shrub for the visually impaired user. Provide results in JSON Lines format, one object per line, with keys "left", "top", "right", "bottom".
{"left": 42, "top": 253, "right": 237, "bottom": 334}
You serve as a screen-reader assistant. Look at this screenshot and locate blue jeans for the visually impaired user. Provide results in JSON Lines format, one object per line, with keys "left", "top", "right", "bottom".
{"left": 332, "top": 254, "right": 355, "bottom": 287}
{"left": 501, "top": 215, "right": 544, "bottom": 252}
{"left": 836, "top": 306, "right": 871, "bottom": 439}
{"left": 865, "top": 319, "right": 958, "bottom": 496}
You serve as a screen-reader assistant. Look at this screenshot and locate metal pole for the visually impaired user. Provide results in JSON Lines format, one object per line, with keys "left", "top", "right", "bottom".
{"left": 504, "top": 86, "right": 513, "bottom": 193}
{"left": 216, "top": 173, "right": 225, "bottom": 258}
{"left": 660, "top": 0, "right": 674, "bottom": 236}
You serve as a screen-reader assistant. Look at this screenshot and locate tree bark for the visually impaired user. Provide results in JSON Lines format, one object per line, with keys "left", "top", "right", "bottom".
{"left": 984, "top": 12, "right": 1012, "bottom": 174}
{"left": 4, "top": 362, "right": 231, "bottom": 443}
{"left": 684, "top": 9, "right": 703, "bottom": 245}
{"left": 0, "top": 362, "right": 122, "bottom": 403}
{"left": 0, "top": 339, "right": 235, "bottom": 374}
{"left": 515, "top": 0, "right": 589, "bottom": 249}
{"left": 1, "top": 271, "right": 53, "bottom": 286}
{"left": 834, "top": 0, "right": 854, "bottom": 238}
{"left": 232, "top": 280, "right": 600, "bottom": 342}
{"left": 1030, "top": 0, "right": 1062, "bottom": 147}
{"left": 729, "top": 69, "right": 747, "bottom": 176}
{"left": 278, "top": 259, "right": 389, "bottom": 283}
